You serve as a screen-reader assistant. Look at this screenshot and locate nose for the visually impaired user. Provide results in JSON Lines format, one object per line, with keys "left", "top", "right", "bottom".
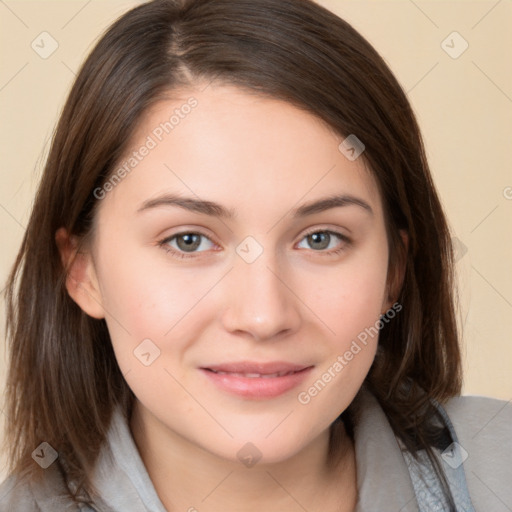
{"left": 220, "top": 249, "right": 302, "bottom": 342}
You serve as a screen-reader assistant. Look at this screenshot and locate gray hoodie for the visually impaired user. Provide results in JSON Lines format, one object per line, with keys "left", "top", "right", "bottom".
{"left": 1, "top": 387, "right": 510, "bottom": 511}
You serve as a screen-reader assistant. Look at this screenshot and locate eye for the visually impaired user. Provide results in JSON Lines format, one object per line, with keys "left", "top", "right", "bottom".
{"left": 158, "top": 228, "right": 351, "bottom": 260}
{"left": 296, "top": 229, "right": 350, "bottom": 255}
{"left": 158, "top": 231, "right": 217, "bottom": 259}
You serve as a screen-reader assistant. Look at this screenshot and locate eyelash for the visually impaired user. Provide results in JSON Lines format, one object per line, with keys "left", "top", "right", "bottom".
{"left": 158, "top": 228, "right": 351, "bottom": 260}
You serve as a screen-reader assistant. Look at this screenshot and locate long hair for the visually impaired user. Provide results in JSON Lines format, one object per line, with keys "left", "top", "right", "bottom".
{"left": 2, "top": 0, "right": 462, "bottom": 505}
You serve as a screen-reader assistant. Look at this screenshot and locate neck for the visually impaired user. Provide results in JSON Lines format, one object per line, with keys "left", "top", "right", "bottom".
{"left": 130, "top": 402, "right": 357, "bottom": 512}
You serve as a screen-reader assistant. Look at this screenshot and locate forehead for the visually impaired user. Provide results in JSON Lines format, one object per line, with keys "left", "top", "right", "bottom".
{"left": 97, "top": 83, "right": 382, "bottom": 221}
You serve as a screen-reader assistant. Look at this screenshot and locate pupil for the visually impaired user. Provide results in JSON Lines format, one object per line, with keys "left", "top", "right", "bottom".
{"left": 178, "top": 234, "right": 200, "bottom": 251}
{"left": 310, "top": 232, "right": 329, "bottom": 250}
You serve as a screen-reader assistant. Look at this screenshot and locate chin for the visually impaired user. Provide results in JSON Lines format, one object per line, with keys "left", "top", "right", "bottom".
{"left": 196, "top": 422, "right": 322, "bottom": 469}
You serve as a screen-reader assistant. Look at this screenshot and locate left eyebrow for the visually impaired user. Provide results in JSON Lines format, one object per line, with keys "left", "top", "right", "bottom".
{"left": 291, "top": 194, "right": 373, "bottom": 218}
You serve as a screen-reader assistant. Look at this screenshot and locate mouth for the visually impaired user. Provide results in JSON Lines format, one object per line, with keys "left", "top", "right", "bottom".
{"left": 207, "top": 369, "right": 300, "bottom": 378}
{"left": 199, "top": 361, "right": 313, "bottom": 399}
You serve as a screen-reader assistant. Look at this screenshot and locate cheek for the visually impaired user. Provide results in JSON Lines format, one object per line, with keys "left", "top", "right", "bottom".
{"left": 94, "top": 242, "right": 201, "bottom": 366}
{"left": 97, "top": 234, "right": 198, "bottom": 323}
{"left": 295, "top": 289, "right": 383, "bottom": 433}
{"left": 304, "top": 245, "right": 389, "bottom": 345}
{"left": 293, "top": 240, "right": 388, "bottom": 411}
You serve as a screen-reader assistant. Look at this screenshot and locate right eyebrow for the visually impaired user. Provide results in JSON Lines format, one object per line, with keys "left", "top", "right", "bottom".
{"left": 137, "top": 194, "right": 237, "bottom": 219}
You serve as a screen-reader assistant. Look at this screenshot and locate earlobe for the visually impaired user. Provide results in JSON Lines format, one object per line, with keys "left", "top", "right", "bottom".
{"left": 55, "top": 227, "right": 105, "bottom": 319}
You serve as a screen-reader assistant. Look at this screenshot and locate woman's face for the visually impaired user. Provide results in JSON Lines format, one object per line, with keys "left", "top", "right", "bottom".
{"left": 79, "top": 84, "right": 394, "bottom": 464}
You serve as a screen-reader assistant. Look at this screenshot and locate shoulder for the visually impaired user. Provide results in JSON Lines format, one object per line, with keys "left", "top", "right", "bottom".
{"left": 442, "top": 394, "right": 512, "bottom": 510}
{"left": 0, "top": 467, "right": 86, "bottom": 512}
{"left": 443, "top": 393, "right": 511, "bottom": 425}
{"left": 442, "top": 393, "right": 511, "bottom": 447}
{"left": 0, "top": 473, "right": 38, "bottom": 511}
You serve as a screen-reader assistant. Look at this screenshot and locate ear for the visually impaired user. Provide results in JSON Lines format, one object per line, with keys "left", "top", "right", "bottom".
{"left": 382, "top": 229, "right": 408, "bottom": 313}
{"left": 55, "top": 227, "right": 105, "bottom": 319}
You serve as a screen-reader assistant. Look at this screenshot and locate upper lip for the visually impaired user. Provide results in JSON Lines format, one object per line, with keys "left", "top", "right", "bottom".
{"left": 201, "top": 361, "right": 312, "bottom": 375}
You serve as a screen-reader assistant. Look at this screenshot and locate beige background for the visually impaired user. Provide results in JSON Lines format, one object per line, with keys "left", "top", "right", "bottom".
{"left": 1, "top": 0, "right": 511, "bottom": 480}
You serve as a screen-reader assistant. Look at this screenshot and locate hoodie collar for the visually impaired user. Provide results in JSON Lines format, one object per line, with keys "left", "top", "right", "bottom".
{"left": 352, "top": 387, "right": 418, "bottom": 511}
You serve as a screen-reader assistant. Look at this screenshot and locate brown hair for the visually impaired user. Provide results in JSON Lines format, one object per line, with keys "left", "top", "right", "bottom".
{"left": 2, "top": 0, "right": 462, "bottom": 506}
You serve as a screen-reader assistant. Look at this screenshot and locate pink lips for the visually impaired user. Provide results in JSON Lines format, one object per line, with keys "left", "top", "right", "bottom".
{"left": 200, "top": 361, "right": 313, "bottom": 399}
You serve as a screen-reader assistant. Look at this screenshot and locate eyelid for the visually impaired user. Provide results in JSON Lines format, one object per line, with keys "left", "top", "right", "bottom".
{"left": 159, "top": 229, "right": 216, "bottom": 244}
{"left": 299, "top": 225, "right": 350, "bottom": 240}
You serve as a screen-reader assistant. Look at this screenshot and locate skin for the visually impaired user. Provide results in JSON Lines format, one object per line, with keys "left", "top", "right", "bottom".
{"left": 57, "top": 83, "right": 403, "bottom": 512}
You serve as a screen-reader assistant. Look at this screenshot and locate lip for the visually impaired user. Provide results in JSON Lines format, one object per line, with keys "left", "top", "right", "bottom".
{"left": 199, "top": 361, "right": 314, "bottom": 399}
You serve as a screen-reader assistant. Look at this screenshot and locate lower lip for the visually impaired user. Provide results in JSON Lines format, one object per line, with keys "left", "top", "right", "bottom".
{"left": 200, "top": 367, "right": 313, "bottom": 399}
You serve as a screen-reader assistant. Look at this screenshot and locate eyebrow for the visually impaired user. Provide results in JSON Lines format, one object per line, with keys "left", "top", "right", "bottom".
{"left": 137, "top": 193, "right": 373, "bottom": 219}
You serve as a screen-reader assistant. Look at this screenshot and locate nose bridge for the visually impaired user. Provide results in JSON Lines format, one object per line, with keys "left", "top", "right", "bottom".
{"left": 220, "top": 238, "right": 301, "bottom": 340}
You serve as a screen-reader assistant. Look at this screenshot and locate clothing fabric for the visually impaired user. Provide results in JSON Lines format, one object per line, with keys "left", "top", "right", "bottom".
{"left": 0, "top": 386, "right": 510, "bottom": 511}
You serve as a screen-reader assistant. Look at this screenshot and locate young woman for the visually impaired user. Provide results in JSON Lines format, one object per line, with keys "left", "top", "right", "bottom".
{"left": 1, "top": 0, "right": 510, "bottom": 511}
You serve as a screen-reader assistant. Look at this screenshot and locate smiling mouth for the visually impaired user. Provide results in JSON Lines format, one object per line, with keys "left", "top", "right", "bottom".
{"left": 199, "top": 362, "right": 313, "bottom": 399}
{"left": 206, "top": 369, "right": 302, "bottom": 378}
